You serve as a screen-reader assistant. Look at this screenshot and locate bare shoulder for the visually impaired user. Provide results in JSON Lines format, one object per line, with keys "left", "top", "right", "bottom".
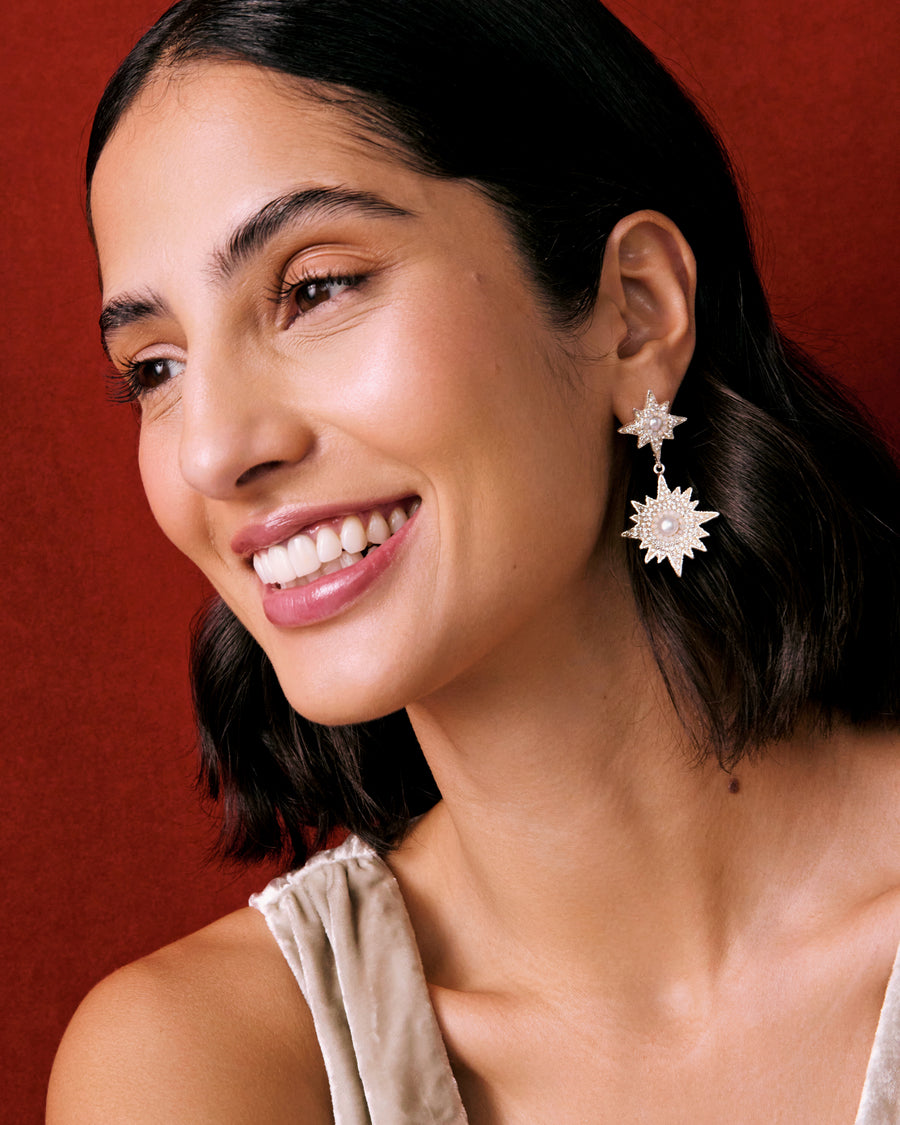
{"left": 47, "top": 907, "right": 332, "bottom": 1124}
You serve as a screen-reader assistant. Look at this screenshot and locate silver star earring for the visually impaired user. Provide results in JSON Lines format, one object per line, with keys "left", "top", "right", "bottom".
{"left": 618, "top": 390, "right": 719, "bottom": 577}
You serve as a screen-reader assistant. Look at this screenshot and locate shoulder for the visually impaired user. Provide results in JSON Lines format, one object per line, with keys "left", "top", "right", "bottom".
{"left": 47, "top": 907, "right": 333, "bottom": 1124}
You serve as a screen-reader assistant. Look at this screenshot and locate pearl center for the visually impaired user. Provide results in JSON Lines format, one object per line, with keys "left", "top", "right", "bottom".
{"left": 657, "top": 513, "right": 679, "bottom": 536}
{"left": 648, "top": 415, "right": 662, "bottom": 431}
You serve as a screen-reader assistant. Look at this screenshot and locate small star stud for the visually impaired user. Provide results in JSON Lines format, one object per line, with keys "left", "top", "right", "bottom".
{"left": 618, "top": 390, "right": 686, "bottom": 462}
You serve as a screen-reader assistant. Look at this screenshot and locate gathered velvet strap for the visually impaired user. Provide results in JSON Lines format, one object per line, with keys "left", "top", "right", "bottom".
{"left": 856, "top": 941, "right": 900, "bottom": 1124}
{"left": 250, "top": 835, "right": 468, "bottom": 1125}
{"left": 252, "top": 834, "right": 900, "bottom": 1122}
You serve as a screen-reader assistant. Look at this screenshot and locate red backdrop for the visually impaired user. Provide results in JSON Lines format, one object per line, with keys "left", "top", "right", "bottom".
{"left": 2, "top": 1, "right": 898, "bottom": 1119}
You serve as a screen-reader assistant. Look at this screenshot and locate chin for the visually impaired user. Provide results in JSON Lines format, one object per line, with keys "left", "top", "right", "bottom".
{"left": 270, "top": 655, "right": 416, "bottom": 729}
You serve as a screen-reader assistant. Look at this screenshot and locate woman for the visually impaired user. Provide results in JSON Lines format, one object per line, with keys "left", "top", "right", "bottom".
{"left": 48, "top": 0, "right": 900, "bottom": 1120}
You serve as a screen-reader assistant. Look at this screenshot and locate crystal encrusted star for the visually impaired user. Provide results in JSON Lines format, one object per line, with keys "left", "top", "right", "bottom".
{"left": 622, "top": 474, "right": 719, "bottom": 577}
{"left": 618, "top": 390, "right": 686, "bottom": 461}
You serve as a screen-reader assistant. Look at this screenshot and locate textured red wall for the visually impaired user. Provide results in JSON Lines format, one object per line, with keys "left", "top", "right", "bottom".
{"left": 2, "top": 1, "right": 898, "bottom": 1119}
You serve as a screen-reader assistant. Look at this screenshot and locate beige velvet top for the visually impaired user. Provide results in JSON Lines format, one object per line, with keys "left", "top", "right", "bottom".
{"left": 250, "top": 834, "right": 900, "bottom": 1124}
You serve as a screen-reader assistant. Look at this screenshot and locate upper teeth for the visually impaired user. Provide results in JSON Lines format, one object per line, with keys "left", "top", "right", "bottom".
{"left": 252, "top": 502, "right": 418, "bottom": 588}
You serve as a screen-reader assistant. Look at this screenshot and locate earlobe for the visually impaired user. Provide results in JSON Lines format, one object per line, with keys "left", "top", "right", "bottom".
{"left": 597, "top": 211, "right": 696, "bottom": 424}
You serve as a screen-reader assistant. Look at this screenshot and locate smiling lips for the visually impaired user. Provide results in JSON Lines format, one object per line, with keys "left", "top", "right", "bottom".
{"left": 252, "top": 499, "right": 421, "bottom": 589}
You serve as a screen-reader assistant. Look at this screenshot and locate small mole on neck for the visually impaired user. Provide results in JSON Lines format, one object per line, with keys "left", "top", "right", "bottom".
{"left": 727, "top": 777, "right": 741, "bottom": 794}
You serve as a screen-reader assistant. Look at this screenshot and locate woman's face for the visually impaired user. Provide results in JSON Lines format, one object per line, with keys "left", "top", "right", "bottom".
{"left": 90, "top": 62, "right": 621, "bottom": 723}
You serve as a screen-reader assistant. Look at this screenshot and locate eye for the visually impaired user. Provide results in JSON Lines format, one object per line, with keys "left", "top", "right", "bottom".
{"left": 290, "top": 275, "right": 360, "bottom": 315}
{"left": 109, "top": 356, "right": 186, "bottom": 404}
{"left": 133, "top": 357, "right": 185, "bottom": 389}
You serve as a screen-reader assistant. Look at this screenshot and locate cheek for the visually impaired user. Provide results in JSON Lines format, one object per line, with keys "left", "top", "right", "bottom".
{"left": 138, "top": 425, "right": 206, "bottom": 565}
{"left": 302, "top": 278, "right": 561, "bottom": 470}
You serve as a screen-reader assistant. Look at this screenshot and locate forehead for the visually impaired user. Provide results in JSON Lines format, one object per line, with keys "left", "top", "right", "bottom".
{"left": 92, "top": 59, "right": 407, "bottom": 189}
{"left": 89, "top": 62, "right": 430, "bottom": 287}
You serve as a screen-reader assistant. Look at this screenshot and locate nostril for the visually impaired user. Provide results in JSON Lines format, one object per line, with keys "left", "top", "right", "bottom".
{"left": 236, "top": 460, "right": 285, "bottom": 487}
{"left": 177, "top": 400, "right": 315, "bottom": 498}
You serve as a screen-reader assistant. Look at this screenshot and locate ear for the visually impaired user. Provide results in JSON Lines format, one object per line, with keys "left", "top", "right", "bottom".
{"left": 595, "top": 211, "right": 696, "bottom": 427}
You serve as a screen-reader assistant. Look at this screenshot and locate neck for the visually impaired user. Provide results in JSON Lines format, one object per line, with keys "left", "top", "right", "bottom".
{"left": 392, "top": 575, "right": 900, "bottom": 1003}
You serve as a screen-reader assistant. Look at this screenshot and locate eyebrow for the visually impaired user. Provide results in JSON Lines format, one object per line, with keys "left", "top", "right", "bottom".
{"left": 212, "top": 186, "right": 413, "bottom": 281}
{"left": 99, "top": 293, "right": 171, "bottom": 359}
{"left": 99, "top": 185, "right": 414, "bottom": 356}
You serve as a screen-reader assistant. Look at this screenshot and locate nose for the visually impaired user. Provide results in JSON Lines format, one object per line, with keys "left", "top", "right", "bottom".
{"left": 177, "top": 353, "right": 314, "bottom": 500}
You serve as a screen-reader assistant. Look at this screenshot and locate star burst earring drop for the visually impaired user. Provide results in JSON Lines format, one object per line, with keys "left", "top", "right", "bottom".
{"left": 618, "top": 390, "right": 719, "bottom": 577}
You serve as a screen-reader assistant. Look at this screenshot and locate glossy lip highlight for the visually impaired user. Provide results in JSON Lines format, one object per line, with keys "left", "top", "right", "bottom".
{"left": 261, "top": 504, "right": 418, "bottom": 627}
{"left": 231, "top": 494, "right": 419, "bottom": 559}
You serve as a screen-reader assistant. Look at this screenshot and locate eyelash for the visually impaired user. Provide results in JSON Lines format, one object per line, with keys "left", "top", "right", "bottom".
{"left": 108, "top": 271, "right": 365, "bottom": 404}
{"left": 106, "top": 358, "right": 182, "bottom": 406}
